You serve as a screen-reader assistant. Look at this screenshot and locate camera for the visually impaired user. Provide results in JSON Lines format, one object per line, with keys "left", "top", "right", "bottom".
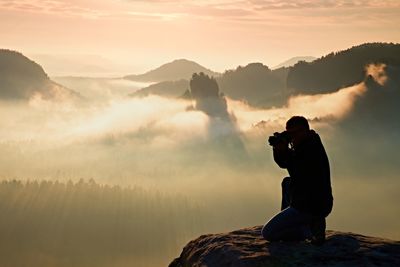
{"left": 268, "top": 131, "right": 292, "bottom": 147}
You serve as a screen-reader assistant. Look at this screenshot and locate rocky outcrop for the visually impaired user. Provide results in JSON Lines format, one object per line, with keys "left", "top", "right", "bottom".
{"left": 169, "top": 225, "right": 400, "bottom": 267}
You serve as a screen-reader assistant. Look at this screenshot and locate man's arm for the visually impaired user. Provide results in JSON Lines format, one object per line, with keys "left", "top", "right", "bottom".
{"left": 273, "top": 142, "right": 291, "bottom": 168}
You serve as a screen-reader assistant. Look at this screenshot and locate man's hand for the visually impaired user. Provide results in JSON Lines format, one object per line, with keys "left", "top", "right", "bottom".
{"left": 273, "top": 141, "right": 289, "bottom": 151}
{"left": 272, "top": 140, "right": 290, "bottom": 169}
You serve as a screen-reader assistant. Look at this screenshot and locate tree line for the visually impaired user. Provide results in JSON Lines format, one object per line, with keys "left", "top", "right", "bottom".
{"left": 0, "top": 179, "right": 204, "bottom": 267}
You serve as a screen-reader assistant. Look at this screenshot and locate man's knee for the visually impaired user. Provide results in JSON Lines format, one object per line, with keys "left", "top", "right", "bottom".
{"left": 261, "top": 224, "right": 278, "bottom": 241}
{"left": 261, "top": 225, "right": 272, "bottom": 241}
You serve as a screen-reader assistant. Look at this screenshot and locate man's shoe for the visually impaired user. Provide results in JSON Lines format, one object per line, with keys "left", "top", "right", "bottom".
{"left": 310, "top": 217, "right": 326, "bottom": 246}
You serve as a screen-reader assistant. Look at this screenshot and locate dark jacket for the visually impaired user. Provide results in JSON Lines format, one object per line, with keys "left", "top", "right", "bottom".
{"left": 273, "top": 130, "right": 333, "bottom": 217}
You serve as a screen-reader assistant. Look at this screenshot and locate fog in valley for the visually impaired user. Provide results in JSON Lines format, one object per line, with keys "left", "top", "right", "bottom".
{"left": 0, "top": 60, "right": 399, "bottom": 266}
{"left": 0, "top": 64, "right": 400, "bottom": 266}
{"left": 2, "top": 0, "right": 400, "bottom": 263}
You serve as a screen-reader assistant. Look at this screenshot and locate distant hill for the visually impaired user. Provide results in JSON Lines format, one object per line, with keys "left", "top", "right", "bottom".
{"left": 287, "top": 43, "right": 400, "bottom": 95}
{"left": 0, "top": 49, "right": 81, "bottom": 101}
{"left": 129, "top": 63, "right": 288, "bottom": 107}
{"left": 30, "top": 54, "right": 118, "bottom": 77}
{"left": 217, "top": 63, "right": 287, "bottom": 108}
{"left": 128, "top": 43, "right": 400, "bottom": 108}
{"left": 273, "top": 56, "right": 316, "bottom": 69}
{"left": 131, "top": 79, "right": 189, "bottom": 98}
{"left": 130, "top": 63, "right": 288, "bottom": 108}
{"left": 124, "top": 59, "right": 219, "bottom": 82}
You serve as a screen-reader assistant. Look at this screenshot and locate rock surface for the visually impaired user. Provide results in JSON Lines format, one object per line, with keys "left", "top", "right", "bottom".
{"left": 169, "top": 226, "right": 400, "bottom": 267}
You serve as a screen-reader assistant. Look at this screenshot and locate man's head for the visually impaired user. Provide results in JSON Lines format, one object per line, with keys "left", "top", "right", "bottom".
{"left": 286, "top": 116, "right": 310, "bottom": 147}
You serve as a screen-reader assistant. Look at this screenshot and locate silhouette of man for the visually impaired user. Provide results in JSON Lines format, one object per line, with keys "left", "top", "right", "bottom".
{"left": 261, "top": 116, "right": 333, "bottom": 245}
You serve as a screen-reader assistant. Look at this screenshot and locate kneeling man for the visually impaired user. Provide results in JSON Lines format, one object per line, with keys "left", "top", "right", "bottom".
{"left": 262, "top": 116, "right": 333, "bottom": 245}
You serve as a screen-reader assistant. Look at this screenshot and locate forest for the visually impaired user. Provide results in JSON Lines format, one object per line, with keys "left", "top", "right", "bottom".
{"left": 0, "top": 179, "right": 204, "bottom": 267}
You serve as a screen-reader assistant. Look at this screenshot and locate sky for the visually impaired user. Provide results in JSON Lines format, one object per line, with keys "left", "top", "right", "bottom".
{"left": 1, "top": 0, "right": 400, "bottom": 74}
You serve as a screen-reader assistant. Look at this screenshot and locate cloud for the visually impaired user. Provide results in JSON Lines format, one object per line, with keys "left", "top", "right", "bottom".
{"left": 134, "top": 0, "right": 400, "bottom": 25}
{"left": 2, "top": 0, "right": 399, "bottom": 24}
{"left": 242, "top": 0, "right": 400, "bottom": 10}
{"left": 0, "top": 0, "right": 106, "bottom": 18}
{"left": 125, "top": 11, "right": 187, "bottom": 20}
{"left": 227, "top": 82, "right": 367, "bottom": 132}
{"left": 123, "top": 0, "right": 400, "bottom": 9}
{"left": 0, "top": 95, "right": 209, "bottom": 148}
{"left": 67, "top": 96, "right": 209, "bottom": 145}
{"left": 365, "top": 63, "right": 388, "bottom": 86}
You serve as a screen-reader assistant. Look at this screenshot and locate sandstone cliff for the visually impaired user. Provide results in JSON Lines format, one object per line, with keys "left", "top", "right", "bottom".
{"left": 169, "top": 225, "right": 400, "bottom": 267}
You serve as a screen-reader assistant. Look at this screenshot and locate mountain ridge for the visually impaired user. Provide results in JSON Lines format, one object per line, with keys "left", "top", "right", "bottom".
{"left": 129, "top": 42, "right": 400, "bottom": 108}
{"left": 0, "top": 49, "right": 82, "bottom": 101}
{"left": 273, "top": 56, "right": 316, "bottom": 69}
{"left": 124, "top": 58, "right": 219, "bottom": 82}
{"left": 287, "top": 42, "right": 400, "bottom": 95}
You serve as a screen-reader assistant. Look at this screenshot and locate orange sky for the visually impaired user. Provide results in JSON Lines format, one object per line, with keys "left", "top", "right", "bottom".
{"left": 1, "top": 0, "right": 400, "bottom": 74}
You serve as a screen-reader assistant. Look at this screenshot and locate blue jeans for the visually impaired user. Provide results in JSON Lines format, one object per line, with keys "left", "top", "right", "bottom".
{"left": 261, "top": 177, "right": 313, "bottom": 241}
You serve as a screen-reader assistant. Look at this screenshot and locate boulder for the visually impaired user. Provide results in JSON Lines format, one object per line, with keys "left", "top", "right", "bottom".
{"left": 169, "top": 225, "right": 400, "bottom": 267}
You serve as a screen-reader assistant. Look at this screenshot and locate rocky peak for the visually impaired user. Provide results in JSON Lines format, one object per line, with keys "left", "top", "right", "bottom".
{"left": 169, "top": 225, "right": 400, "bottom": 267}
